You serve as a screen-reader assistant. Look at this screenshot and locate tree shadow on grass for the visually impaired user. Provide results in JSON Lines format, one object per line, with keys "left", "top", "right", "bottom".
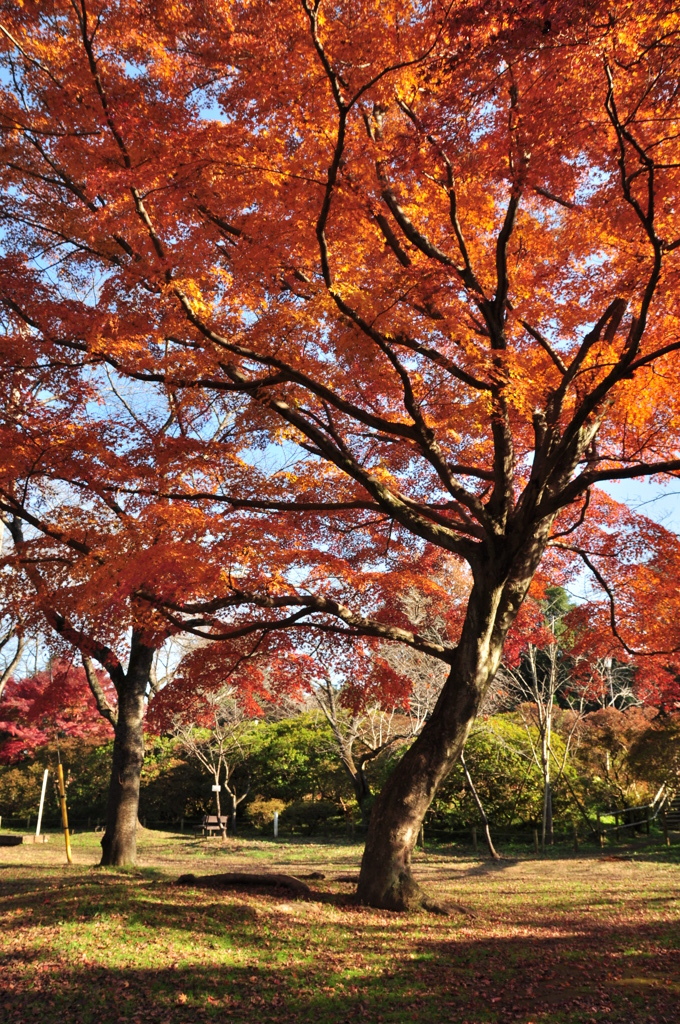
{"left": 1, "top": 921, "right": 679, "bottom": 1024}
{"left": 2, "top": 865, "right": 679, "bottom": 1024}
{"left": 456, "top": 858, "right": 521, "bottom": 877}
{"left": 0, "top": 870, "right": 358, "bottom": 937}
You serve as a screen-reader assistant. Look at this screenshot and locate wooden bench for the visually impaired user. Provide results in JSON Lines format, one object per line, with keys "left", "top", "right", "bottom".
{"left": 199, "top": 815, "right": 228, "bottom": 836}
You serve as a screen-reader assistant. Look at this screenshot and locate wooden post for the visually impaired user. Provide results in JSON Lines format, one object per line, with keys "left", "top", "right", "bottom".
{"left": 662, "top": 811, "right": 670, "bottom": 847}
{"left": 533, "top": 828, "right": 539, "bottom": 855}
{"left": 614, "top": 812, "right": 619, "bottom": 839}
{"left": 573, "top": 825, "right": 579, "bottom": 852}
{"left": 418, "top": 825, "right": 425, "bottom": 850}
{"left": 597, "top": 811, "right": 604, "bottom": 848}
{"left": 56, "top": 763, "right": 73, "bottom": 865}
{"left": 471, "top": 826, "right": 478, "bottom": 852}
{"left": 273, "top": 811, "right": 279, "bottom": 838}
{"left": 180, "top": 817, "right": 184, "bottom": 833}
{"left": 645, "top": 806, "right": 650, "bottom": 835}
{"left": 36, "top": 769, "right": 49, "bottom": 838}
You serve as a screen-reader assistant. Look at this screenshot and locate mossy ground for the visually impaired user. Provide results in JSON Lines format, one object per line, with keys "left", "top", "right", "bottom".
{"left": 1, "top": 828, "right": 678, "bottom": 1023}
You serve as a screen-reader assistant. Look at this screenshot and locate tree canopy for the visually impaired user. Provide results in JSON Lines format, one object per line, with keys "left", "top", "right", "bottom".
{"left": 2, "top": 0, "right": 680, "bottom": 903}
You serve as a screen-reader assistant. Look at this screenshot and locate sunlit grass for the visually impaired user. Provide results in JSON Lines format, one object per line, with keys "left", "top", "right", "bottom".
{"left": 1, "top": 829, "right": 679, "bottom": 1023}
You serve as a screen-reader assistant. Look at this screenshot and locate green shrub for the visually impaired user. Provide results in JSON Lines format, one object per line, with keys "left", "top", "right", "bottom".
{"left": 280, "top": 798, "right": 343, "bottom": 834}
{"left": 245, "top": 797, "right": 286, "bottom": 830}
{"left": 246, "top": 714, "right": 351, "bottom": 803}
{"left": 0, "top": 739, "right": 111, "bottom": 824}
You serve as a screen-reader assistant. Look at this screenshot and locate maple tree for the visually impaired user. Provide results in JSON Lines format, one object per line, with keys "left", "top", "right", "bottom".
{"left": 0, "top": 658, "right": 115, "bottom": 763}
{"left": 2, "top": 0, "right": 680, "bottom": 908}
{"left": 0, "top": 382, "right": 216, "bottom": 864}
{"left": 574, "top": 704, "right": 663, "bottom": 809}
{"left": 1, "top": 502, "right": 162, "bottom": 863}
{"left": 561, "top": 493, "right": 680, "bottom": 710}
{"left": 0, "top": 239, "right": 275, "bottom": 865}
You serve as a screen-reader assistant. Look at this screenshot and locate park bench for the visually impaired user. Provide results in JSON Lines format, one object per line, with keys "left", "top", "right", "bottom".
{"left": 199, "top": 814, "right": 228, "bottom": 836}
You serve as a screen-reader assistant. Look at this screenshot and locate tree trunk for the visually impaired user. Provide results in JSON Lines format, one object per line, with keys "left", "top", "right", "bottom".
{"left": 100, "top": 687, "right": 145, "bottom": 865}
{"left": 352, "top": 766, "right": 373, "bottom": 826}
{"left": 544, "top": 782, "right": 554, "bottom": 846}
{"left": 214, "top": 783, "right": 227, "bottom": 839}
{"left": 357, "top": 579, "right": 507, "bottom": 909}
{"left": 100, "top": 637, "right": 154, "bottom": 867}
{"left": 354, "top": 535, "right": 552, "bottom": 911}
{"left": 356, "top": 514, "right": 557, "bottom": 910}
{"left": 355, "top": 681, "right": 476, "bottom": 908}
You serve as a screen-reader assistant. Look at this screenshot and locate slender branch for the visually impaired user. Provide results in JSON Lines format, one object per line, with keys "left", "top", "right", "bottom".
{"left": 83, "top": 655, "right": 118, "bottom": 726}
{"left": 551, "top": 543, "right": 680, "bottom": 657}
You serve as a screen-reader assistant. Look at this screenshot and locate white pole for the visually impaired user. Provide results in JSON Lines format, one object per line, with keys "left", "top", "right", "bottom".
{"left": 273, "top": 811, "right": 279, "bottom": 838}
{"left": 36, "top": 769, "right": 49, "bottom": 837}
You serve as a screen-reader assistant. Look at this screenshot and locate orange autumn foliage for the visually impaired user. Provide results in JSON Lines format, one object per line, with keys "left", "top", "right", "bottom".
{"left": 3, "top": 0, "right": 680, "bottom": 900}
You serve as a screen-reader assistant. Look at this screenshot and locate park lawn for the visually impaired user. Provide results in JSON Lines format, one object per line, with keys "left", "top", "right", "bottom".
{"left": 0, "top": 830, "right": 678, "bottom": 1024}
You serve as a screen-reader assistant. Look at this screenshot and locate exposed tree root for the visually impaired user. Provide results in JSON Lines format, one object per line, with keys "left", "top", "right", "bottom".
{"left": 174, "top": 870, "right": 475, "bottom": 916}
{"left": 356, "top": 869, "right": 477, "bottom": 917}
{"left": 176, "top": 871, "right": 312, "bottom": 895}
{"left": 422, "top": 897, "right": 477, "bottom": 918}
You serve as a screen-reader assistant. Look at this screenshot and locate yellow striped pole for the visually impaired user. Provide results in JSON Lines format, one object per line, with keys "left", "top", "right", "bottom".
{"left": 56, "top": 763, "right": 73, "bottom": 864}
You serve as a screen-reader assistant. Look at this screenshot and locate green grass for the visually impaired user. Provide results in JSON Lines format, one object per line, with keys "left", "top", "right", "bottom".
{"left": 1, "top": 829, "right": 679, "bottom": 1023}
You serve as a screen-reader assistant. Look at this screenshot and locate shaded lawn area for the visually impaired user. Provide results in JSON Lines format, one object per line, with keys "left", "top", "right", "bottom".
{"left": 0, "top": 831, "right": 679, "bottom": 1024}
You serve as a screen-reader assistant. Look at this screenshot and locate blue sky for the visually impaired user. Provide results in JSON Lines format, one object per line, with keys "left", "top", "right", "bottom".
{"left": 603, "top": 478, "right": 680, "bottom": 535}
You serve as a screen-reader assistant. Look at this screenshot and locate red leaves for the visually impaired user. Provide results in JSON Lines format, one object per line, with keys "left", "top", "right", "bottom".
{"left": 504, "top": 599, "right": 555, "bottom": 668}
{"left": 1, "top": 0, "right": 680, "bottom": 744}
{"left": 0, "top": 659, "right": 115, "bottom": 763}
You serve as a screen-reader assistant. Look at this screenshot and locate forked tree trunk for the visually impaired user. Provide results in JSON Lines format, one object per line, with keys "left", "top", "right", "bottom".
{"left": 100, "top": 638, "right": 154, "bottom": 867}
{"left": 225, "top": 784, "right": 249, "bottom": 833}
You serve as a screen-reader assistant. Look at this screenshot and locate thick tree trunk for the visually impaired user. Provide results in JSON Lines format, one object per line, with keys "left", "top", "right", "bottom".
{"left": 355, "top": 669, "right": 481, "bottom": 909}
{"left": 356, "top": 559, "right": 539, "bottom": 910}
{"left": 357, "top": 603, "right": 505, "bottom": 907}
{"left": 100, "top": 688, "right": 145, "bottom": 865}
{"left": 100, "top": 638, "right": 154, "bottom": 867}
{"left": 355, "top": 523, "right": 555, "bottom": 910}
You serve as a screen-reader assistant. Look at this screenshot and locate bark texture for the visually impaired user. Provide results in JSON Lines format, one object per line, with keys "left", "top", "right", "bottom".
{"left": 356, "top": 664, "right": 483, "bottom": 910}
{"left": 357, "top": 530, "right": 553, "bottom": 910}
{"left": 100, "top": 635, "right": 154, "bottom": 867}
